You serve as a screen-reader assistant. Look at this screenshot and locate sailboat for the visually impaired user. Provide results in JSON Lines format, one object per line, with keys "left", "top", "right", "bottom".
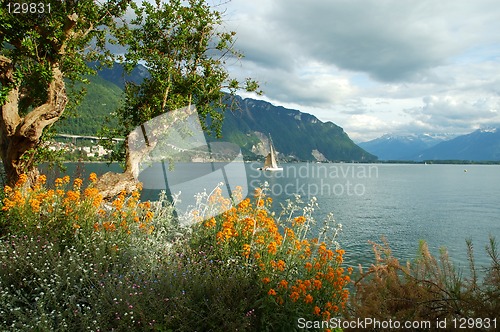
{"left": 259, "top": 135, "right": 283, "bottom": 171}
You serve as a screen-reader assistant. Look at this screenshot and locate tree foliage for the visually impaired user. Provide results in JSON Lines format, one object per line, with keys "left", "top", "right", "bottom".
{"left": 1, "top": 0, "right": 259, "bottom": 190}
{"left": 102, "top": 0, "right": 260, "bottom": 163}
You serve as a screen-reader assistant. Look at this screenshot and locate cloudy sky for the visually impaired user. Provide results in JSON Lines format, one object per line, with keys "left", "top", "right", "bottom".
{"left": 215, "top": 0, "right": 500, "bottom": 142}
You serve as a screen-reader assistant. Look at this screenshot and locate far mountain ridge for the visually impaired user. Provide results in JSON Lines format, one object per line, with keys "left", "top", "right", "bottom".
{"left": 359, "top": 133, "right": 451, "bottom": 160}
{"left": 414, "top": 128, "right": 500, "bottom": 161}
{"left": 360, "top": 129, "right": 500, "bottom": 161}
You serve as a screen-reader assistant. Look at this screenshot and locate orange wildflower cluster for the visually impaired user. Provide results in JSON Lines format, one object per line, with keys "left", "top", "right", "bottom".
{"left": 1, "top": 173, "right": 155, "bottom": 237}
{"left": 2, "top": 174, "right": 102, "bottom": 220}
{"left": 94, "top": 188, "right": 154, "bottom": 236}
{"left": 198, "top": 186, "right": 352, "bottom": 320}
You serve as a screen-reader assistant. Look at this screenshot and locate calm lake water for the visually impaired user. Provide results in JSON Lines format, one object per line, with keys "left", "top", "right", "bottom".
{"left": 46, "top": 162, "right": 500, "bottom": 271}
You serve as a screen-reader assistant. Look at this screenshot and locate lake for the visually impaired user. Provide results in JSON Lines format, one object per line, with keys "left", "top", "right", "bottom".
{"left": 45, "top": 162, "right": 500, "bottom": 272}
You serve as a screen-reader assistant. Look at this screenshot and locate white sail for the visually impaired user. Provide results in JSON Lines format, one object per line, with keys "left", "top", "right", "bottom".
{"left": 261, "top": 135, "right": 283, "bottom": 171}
{"left": 264, "top": 153, "right": 272, "bottom": 168}
{"left": 269, "top": 143, "right": 278, "bottom": 168}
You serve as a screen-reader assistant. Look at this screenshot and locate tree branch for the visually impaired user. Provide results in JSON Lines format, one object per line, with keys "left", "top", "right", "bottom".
{"left": 0, "top": 56, "right": 22, "bottom": 136}
{"left": 19, "top": 65, "right": 67, "bottom": 141}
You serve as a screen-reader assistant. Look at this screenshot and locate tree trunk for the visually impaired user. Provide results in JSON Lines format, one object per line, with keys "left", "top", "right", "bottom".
{"left": 93, "top": 126, "right": 153, "bottom": 199}
{"left": 93, "top": 140, "right": 141, "bottom": 199}
{"left": 0, "top": 56, "right": 68, "bottom": 186}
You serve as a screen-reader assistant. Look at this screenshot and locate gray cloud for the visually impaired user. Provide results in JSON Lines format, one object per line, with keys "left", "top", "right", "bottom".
{"left": 223, "top": 0, "right": 500, "bottom": 140}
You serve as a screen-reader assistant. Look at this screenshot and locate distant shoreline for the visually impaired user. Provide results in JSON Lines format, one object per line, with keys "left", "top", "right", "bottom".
{"left": 49, "top": 160, "right": 500, "bottom": 165}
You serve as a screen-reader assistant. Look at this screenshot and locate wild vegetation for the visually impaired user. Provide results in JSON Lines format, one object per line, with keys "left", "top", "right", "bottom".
{"left": 1, "top": 174, "right": 498, "bottom": 331}
{"left": 348, "top": 238, "right": 499, "bottom": 331}
{"left": 0, "top": 176, "right": 351, "bottom": 331}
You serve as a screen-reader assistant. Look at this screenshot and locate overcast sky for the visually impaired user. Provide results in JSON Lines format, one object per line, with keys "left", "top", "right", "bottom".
{"left": 215, "top": 0, "right": 500, "bottom": 142}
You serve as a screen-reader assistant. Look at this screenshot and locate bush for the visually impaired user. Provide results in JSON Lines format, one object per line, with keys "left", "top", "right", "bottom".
{"left": 185, "top": 184, "right": 351, "bottom": 331}
{"left": 0, "top": 177, "right": 351, "bottom": 331}
{"left": 348, "top": 237, "right": 500, "bottom": 331}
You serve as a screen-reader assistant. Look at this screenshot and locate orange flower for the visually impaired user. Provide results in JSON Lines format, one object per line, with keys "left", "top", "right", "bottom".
{"left": 89, "top": 172, "right": 98, "bottom": 183}
{"left": 293, "top": 215, "right": 306, "bottom": 225}
{"left": 242, "top": 244, "right": 251, "bottom": 258}
{"left": 145, "top": 211, "right": 154, "bottom": 221}
{"left": 84, "top": 187, "right": 102, "bottom": 207}
{"left": 313, "top": 279, "right": 322, "bottom": 290}
{"left": 37, "top": 175, "right": 47, "bottom": 185}
{"left": 204, "top": 217, "right": 216, "bottom": 228}
{"left": 268, "top": 288, "right": 276, "bottom": 296}
{"left": 103, "top": 222, "right": 116, "bottom": 231}
{"left": 73, "top": 178, "right": 83, "bottom": 188}
{"left": 267, "top": 241, "right": 277, "bottom": 255}
{"left": 29, "top": 199, "right": 40, "bottom": 213}
{"left": 278, "top": 280, "right": 288, "bottom": 289}
{"left": 66, "top": 190, "right": 80, "bottom": 202}
{"left": 262, "top": 277, "right": 271, "bottom": 284}
{"left": 15, "top": 174, "right": 28, "bottom": 187}
{"left": 313, "top": 306, "right": 321, "bottom": 316}
{"left": 55, "top": 178, "right": 63, "bottom": 187}
{"left": 284, "top": 227, "right": 295, "bottom": 239}
{"left": 290, "top": 291, "right": 300, "bottom": 302}
{"left": 276, "top": 259, "right": 286, "bottom": 271}
{"left": 304, "top": 294, "right": 313, "bottom": 304}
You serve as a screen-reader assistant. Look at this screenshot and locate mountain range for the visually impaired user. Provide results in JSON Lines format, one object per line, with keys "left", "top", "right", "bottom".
{"left": 358, "top": 133, "right": 452, "bottom": 160}
{"left": 413, "top": 128, "right": 500, "bottom": 161}
{"left": 210, "top": 96, "right": 375, "bottom": 161}
{"left": 55, "top": 63, "right": 376, "bottom": 162}
{"left": 360, "top": 129, "right": 500, "bottom": 161}
{"left": 56, "top": 63, "right": 500, "bottom": 162}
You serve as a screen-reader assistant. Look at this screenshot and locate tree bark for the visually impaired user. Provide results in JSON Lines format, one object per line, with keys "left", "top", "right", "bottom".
{"left": 93, "top": 126, "right": 156, "bottom": 199}
{"left": 0, "top": 56, "right": 68, "bottom": 186}
{"left": 93, "top": 138, "right": 142, "bottom": 199}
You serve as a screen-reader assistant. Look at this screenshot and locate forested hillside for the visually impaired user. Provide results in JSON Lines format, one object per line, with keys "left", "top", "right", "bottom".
{"left": 54, "top": 75, "right": 122, "bottom": 136}
{"left": 211, "top": 96, "right": 376, "bottom": 162}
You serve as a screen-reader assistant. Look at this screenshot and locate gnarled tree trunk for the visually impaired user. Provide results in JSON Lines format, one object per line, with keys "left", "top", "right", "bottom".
{"left": 93, "top": 138, "right": 141, "bottom": 199}
{"left": 1, "top": 55, "right": 68, "bottom": 186}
